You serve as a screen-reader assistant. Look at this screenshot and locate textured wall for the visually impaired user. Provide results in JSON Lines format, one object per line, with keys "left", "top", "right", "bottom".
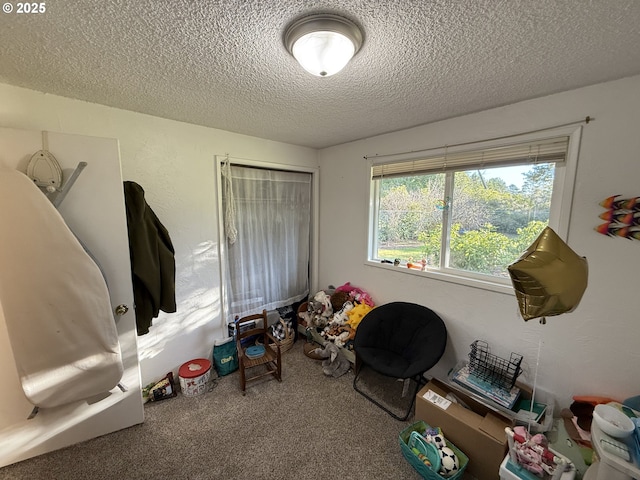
{"left": 317, "top": 75, "right": 640, "bottom": 408}
{"left": 2, "top": 75, "right": 638, "bottom": 412}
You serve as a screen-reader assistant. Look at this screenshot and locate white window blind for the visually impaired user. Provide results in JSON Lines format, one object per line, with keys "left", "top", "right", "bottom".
{"left": 371, "top": 136, "right": 569, "bottom": 180}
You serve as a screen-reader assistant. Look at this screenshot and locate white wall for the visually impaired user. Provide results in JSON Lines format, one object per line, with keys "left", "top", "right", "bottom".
{"left": 2, "top": 76, "right": 638, "bottom": 412}
{"left": 317, "top": 75, "right": 640, "bottom": 408}
{"left": 0, "top": 83, "right": 317, "bottom": 385}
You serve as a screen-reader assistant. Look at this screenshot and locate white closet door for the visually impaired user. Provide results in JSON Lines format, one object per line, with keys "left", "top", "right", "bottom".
{"left": 0, "top": 127, "right": 143, "bottom": 467}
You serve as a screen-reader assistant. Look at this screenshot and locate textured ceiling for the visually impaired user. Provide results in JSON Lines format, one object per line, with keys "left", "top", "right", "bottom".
{"left": 1, "top": 1, "right": 640, "bottom": 149}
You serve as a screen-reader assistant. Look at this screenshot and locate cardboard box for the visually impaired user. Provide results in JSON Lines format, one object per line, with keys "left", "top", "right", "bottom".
{"left": 415, "top": 378, "right": 511, "bottom": 480}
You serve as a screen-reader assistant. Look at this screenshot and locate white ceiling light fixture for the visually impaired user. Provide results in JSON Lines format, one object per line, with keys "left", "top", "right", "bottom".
{"left": 284, "top": 13, "right": 363, "bottom": 77}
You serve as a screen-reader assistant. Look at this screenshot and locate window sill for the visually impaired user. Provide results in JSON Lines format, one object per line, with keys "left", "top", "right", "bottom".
{"left": 364, "top": 260, "right": 516, "bottom": 296}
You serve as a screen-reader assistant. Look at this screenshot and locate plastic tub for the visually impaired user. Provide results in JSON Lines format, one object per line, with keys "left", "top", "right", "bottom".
{"left": 178, "top": 358, "right": 212, "bottom": 397}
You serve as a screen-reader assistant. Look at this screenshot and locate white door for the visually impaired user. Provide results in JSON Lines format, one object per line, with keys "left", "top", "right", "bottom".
{"left": 0, "top": 127, "right": 144, "bottom": 467}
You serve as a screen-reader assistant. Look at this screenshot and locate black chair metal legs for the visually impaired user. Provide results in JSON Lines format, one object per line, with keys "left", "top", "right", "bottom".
{"left": 353, "top": 360, "right": 427, "bottom": 420}
{"left": 352, "top": 302, "right": 447, "bottom": 420}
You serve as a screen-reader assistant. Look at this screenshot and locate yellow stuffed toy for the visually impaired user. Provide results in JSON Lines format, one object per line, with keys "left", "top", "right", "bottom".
{"left": 346, "top": 303, "right": 374, "bottom": 330}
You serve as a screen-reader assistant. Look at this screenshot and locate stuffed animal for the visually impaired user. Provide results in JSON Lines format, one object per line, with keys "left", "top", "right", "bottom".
{"left": 332, "top": 300, "right": 354, "bottom": 325}
{"left": 322, "top": 323, "right": 342, "bottom": 339}
{"left": 313, "top": 342, "right": 351, "bottom": 378}
{"left": 423, "top": 427, "right": 447, "bottom": 450}
{"left": 334, "top": 325, "right": 355, "bottom": 348}
{"left": 302, "top": 290, "right": 334, "bottom": 328}
{"left": 512, "top": 425, "right": 554, "bottom": 477}
{"left": 335, "top": 281, "right": 375, "bottom": 307}
{"left": 346, "top": 303, "right": 374, "bottom": 330}
{"left": 330, "top": 290, "right": 350, "bottom": 311}
{"left": 314, "top": 291, "right": 333, "bottom": 318}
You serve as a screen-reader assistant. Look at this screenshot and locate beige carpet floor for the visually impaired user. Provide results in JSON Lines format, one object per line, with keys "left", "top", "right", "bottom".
{"left": 0, "top": 339, "right": 473, "bottom": 479}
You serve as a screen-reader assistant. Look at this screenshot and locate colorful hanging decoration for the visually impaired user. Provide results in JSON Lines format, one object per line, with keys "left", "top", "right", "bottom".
{"left": 595, "top": 195, "right": 640, "bottom": 240}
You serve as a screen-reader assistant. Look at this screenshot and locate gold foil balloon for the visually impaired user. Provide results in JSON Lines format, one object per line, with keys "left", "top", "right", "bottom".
{"left": 508, "top": 227, "right": 588, "bottom": 323}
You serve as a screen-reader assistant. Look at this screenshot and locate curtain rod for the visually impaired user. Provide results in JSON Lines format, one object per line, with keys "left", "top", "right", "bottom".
{"left": 214, "top": 153, "right": 317, "bottom": 174}
{"left": 214, "top": 153, "right": 260, "bottom": 163}
{"left": 215, "top": 153, "right": 283, "bottom": 169}
{"left": 362, "top": 116, "right": 592, "bottom": 160}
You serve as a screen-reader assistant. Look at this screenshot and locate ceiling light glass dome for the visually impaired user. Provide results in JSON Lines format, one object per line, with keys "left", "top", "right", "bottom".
{"left": 284, "top": 14, "right": 363, "bottom": 77}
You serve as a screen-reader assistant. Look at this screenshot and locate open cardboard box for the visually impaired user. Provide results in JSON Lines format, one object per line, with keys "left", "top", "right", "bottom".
{"left": 416, "top": 378, "right": 512, "bottom": 480}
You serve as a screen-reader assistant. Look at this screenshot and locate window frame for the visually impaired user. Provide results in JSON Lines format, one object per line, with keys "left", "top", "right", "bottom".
{"left": 365, "top": 125, "right": 582, "bottom": 294}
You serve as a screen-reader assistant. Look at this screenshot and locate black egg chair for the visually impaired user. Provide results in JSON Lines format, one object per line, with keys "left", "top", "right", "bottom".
{"left": 353, "top": 301, "right": 447, "bottom": 420}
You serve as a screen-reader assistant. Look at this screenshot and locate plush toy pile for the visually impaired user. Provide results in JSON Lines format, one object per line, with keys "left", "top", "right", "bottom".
{"left": 299, "top": 281, "right": 375, "bottom": 352}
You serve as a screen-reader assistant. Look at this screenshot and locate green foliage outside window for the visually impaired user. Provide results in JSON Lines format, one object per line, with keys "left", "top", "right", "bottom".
{"left": 376, "top": 164, "right": 553, "bottom": 278}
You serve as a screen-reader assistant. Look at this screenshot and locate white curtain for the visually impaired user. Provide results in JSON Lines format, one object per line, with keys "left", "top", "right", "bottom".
{"left": 222, "top": 164, "right": 311, "bottom": 320}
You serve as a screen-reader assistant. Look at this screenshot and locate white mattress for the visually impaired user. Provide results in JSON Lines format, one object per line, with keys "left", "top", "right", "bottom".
{"left": 0, "top": 168, "right": 123, "bottom": 408}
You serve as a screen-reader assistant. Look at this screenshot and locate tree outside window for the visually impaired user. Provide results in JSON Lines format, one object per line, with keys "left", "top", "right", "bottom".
{"left": 374, "top": 164, "right": 553, "bottom": 279}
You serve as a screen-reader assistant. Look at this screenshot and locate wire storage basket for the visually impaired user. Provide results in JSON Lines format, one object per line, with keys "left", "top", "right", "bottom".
{"left": 467, "top": 340, "right": 523, "bottom": 390}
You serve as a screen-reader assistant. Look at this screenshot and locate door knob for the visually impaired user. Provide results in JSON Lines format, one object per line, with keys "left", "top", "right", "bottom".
{"left": 114, "top": 304, "right": 129, "bottom": 316}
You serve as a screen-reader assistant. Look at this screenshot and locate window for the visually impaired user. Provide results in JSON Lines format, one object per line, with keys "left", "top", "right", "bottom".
{"left": 367, "top": 126, "right": 580, "bottom": 291}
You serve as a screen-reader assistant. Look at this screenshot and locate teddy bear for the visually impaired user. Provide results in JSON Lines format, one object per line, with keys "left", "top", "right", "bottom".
{"left": 330, "top": 290, "right": 350, "bottom": 312}
{"left": 312, "top": 342, "right": 351, "bottom": 378}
